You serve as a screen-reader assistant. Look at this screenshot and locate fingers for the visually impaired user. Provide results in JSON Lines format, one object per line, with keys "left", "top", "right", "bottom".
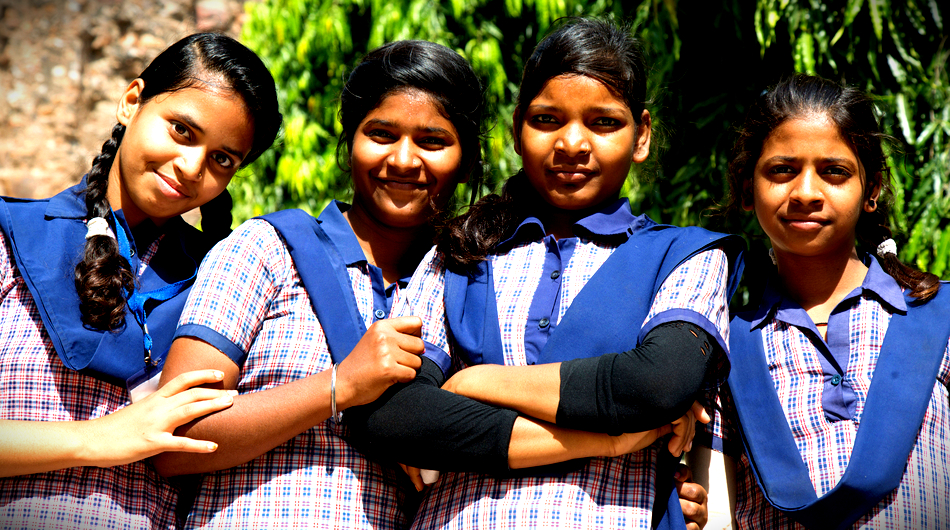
{"left": 399, "top": 463, "right": 425, "bottom": 492}
{"left": 158, "top": 370, "right": 226, "bottom": 397}
{"left": 673, "top": 462, "right": 693, "bottom": 483}
{"left": 668, "top": 409, "right": 697, "bottom": 457}
{"left": 385, "top": 316, "right": 423, "bottom": 337}
{"left": 677, "top": 475, "right": 708, "bottom": 530}
{"left": 691, "top": 400, "right": 711, "bottom": 425}
{"left": 164, "top": 436, "right": 220, "bottom": 455}
{"left": 169, "top": 390, "right": 238, "bottom": 426}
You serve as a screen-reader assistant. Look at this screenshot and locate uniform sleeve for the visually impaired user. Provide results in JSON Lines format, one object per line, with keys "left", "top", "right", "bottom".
{"left": 553, "top": 248, "right": 731, "bottom": 435}
{"left": 555, "top": 321, "right": 719, "bottom": 434}
{"left": 0, "top": 231, "right": 15, "bottom": 300}
{"left": 346, "top": 248, "right": 518, "bottom": 474}
{"left": 174, "top": 219, "right": 291, "bottom": 366}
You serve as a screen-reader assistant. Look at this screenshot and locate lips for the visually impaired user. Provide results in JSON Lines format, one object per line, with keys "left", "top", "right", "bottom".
{"left": 154, "top": 172, "right": 189, "bottom": 199}
{"left": 547, "top": 167, "right": 594, "bottom": 182}
{"left": 782, "top": 216, "right": 828, "bottom": 231}
{"left": 375, "top": 177, "right": 428, "bottom": 190}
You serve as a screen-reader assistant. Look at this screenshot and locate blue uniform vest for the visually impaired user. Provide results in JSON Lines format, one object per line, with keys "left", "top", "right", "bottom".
{"left": 0, "top": 182, "right": 210, "bottom": 387}
{"left": 728, "top": 284, "right": 950, "bottom": 529}
{"left": 444, "top": 218, "right": 745, "bottom": 530}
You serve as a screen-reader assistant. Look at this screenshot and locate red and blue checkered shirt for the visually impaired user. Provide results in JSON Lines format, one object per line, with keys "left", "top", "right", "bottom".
{"left": 174, "top": 206, "right": 413, "bottom": 529}
{"left": 710, "top": 258, "right": 950, "bottom": 529}
{"left": 0, "top": 230, "right": 181, "bottom": 530}
{"left": 396, "top": 202, "right": 731, "bottom": 529}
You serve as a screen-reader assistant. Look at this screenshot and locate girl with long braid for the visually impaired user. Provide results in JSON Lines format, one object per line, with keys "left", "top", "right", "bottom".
{"left": 0, "top": 32, "right": 281, "bottom": 529}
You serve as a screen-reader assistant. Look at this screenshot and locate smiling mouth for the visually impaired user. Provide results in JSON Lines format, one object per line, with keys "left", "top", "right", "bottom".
{"left": 155, "top": 172, "right": 189, "bottom": 199}
{"left": 377, "top": 178, "right": 428, "bottom": 190}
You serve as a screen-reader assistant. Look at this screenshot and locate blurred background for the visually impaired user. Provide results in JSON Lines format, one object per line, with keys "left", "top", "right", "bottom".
{"left": 2, "top": 0, "right": 948, "bottom": 276}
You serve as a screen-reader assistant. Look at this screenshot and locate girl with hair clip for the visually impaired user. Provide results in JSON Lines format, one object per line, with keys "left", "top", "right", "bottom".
{"left": 346, "top": 17, "right": 744, "bottom": 530}
{"left": 153, "top": 39, "right": 477, "bottom": 529}
{"left": 709, "top": 74, "right": 950, "bottom": 529}
{"left": 0, "top": 33, "right": 281, "bottom": 529}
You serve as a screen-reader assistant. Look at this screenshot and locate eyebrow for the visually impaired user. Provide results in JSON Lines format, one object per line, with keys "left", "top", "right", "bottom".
{"left": 762, "top": 155, "right": 857, "bottom": 165}
{"left": 363, "top": 118, "right": 455, "bottom": 136}
{"left": 527, "top": 104, "right": 627, "bottom": 115}
{"left": 172, "top": 112, "right": 247, "bottom": 160}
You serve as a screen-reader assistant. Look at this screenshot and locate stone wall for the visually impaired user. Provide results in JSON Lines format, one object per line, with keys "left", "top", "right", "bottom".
{"left": 0, "top": 0, "right": 250, "bottom": 199}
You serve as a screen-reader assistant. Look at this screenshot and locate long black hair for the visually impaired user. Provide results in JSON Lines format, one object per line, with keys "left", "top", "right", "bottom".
{"left": 75, "top": 32, "right": 282, "bottom": 330}
{"left": 437, "top": 17, "right": 648, "bottom": 271}
{"left": 724, "top": 74, "right": 939, "bottom": 301}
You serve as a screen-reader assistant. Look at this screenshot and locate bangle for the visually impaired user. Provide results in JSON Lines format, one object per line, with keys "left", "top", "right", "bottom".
{"left": 330, "top": 363, "right": 342, "bottom": 423}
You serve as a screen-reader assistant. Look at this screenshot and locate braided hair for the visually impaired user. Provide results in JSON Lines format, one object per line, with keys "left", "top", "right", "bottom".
{"left": 75, "top": 33, "right": 281, "bottom": 330}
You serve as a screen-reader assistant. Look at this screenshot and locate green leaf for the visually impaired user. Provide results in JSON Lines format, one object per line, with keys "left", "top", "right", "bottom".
{"left": 868, "top": 0, "right": 884, "bottom": 41}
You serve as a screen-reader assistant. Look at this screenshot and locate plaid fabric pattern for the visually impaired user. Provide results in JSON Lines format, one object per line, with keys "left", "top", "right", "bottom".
{"left": 177, "top": 219, "right": 410, "bottom": 530}
{"left": 0, "top": 231, "right": 180, "bottom": 530}
{"left": 714, "top": 292, "right": 950, "bottom": 529}
{"left": 400, "top": 232, "right": 729, "bottom": 529}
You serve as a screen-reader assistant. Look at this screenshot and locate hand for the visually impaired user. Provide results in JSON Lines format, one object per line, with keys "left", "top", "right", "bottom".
{"left": 399, "top": 463, "right": 425, "bottom": 492}
{"left": 606, "top": 424, "right": 673, "bottom": 458}
{"left": 89, "top": 369, "right": 237, "bottom": 467}
{"left": 667, "top": 401, "right": 710, "bottom": 457}
{"left": 675, "top": 463, "right": 709, "bottom": 530}
{"left": 335, "top": 316, "right": 425, "bottom": 409}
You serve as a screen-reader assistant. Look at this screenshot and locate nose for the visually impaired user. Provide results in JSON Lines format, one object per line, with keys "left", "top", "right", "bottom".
{"left": 175, "top": 146, "right": 205, "bottom": 181}
{"left": 388, "top": 137, "right": 422, "bottom": 174}
{"left": 554, "top": 122, "right": 591, "bottom": 157}
{"left": 789, "top": 167, "right": 823, "bottom": 205}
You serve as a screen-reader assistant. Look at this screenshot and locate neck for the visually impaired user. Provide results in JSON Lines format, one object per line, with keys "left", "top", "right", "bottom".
{"left": 774, "top": 246, "right": 867, "bottom": 320}
{"left": 344, "top": 206, "right": 430, "bottom": 285}
{"left": 540, "top": 198, "right": 616, "bottom": 240}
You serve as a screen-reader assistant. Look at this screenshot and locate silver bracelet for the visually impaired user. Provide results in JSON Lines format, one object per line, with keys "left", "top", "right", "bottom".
{"left": 330, "top": 363, "right": 342, "bottom": 422}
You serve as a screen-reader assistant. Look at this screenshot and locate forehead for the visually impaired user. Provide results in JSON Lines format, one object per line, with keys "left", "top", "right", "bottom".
{"left": 362, "top": 88, "right": 458, "bottom": 132}
{"left": 530, "top": 74, "right": 629, "bottom": 110}
{"left": 762, "top": 115, "right": 855, "bottom": 156}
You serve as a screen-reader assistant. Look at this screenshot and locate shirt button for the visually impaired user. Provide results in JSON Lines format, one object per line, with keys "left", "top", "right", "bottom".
{"left": 374, "top": 309, "right": 386, "bottom": 320}
{"left": 550, "top": 270, "right": 560, "bottom": 279}
{"left": 830, "top": 374, "right": 842, "bottom": 386}
{"left": 539, "top": 317, "right": 550, "bottom": 329}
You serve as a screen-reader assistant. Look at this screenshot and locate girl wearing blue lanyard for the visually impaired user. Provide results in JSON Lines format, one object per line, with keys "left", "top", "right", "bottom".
{"left": 346, "top": 18, "right": 744, "bottom": 530}
{"left": 712, "top": 74, "right": 949, "bottom": 529}
{"left": 0, "top": 34, "right": 281, "bottom": 528}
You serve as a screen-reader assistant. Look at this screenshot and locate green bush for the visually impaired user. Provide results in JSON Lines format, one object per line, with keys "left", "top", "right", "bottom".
{"left": 236, "top": 0, "right": 950, "bottom": 277}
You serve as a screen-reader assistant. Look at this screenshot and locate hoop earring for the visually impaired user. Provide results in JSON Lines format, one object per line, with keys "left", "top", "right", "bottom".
{"left": 868, "top": 198, "right": 876, "bottom": 208}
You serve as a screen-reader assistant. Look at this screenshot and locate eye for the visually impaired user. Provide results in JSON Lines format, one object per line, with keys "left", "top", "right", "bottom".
{"left": 170, "top": 121, "right": 192, "bottom": 141}
{"left": 591, "top": 117, "right": 621, "bottom": 127}
{"left": 530, "top": 114, "right": 558, "bottom": 125}
{"left": 366, "top": 129, "right": 396, "bottom": 142}
{"left": 418, "top": 136, "right": 448, "bottom": 149}
{"left": 211, "top": 152, "right": 235, "bottom": 169}
{"left": 769, "top": 165, "right": 796, "bottom": 175}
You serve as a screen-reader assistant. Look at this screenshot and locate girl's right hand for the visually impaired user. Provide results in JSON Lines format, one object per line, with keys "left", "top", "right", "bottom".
{"left": 334, "top": 316, "right": 425, "bottom": 410}
{"left": 88, "top": 369, "right": 238, "bottom": 467}
{"left": 667, "top": 401, "right": 710, "bottom": 457}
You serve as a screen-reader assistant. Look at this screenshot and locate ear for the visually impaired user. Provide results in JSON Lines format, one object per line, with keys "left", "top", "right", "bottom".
{"left": 864, "top": 171, "right": 883, "bottom": 212}
{"left": 512, "top": 109, "right": 523, "bottom": 156}
{"left": 116, "top": 79, "right": 145, "bottom": 126}
{"left": 631, "top": 110, "right": 652, "bottom": 164}
{"left": 741, "top": 178, "right": 755, "bottom": 211}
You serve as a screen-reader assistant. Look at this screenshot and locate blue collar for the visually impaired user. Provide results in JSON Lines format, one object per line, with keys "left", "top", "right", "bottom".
{"left": 318, "top": 201, "right": 369, "bottom": 267}
{"left": 751, "top": 254, "right": 907, "bottom": 330}
{"left": 497, "top": 198, "right": 651, "bottom": 248}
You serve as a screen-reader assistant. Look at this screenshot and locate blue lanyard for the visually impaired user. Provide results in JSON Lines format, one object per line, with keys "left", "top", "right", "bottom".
{"left": 111, "top": 210, "right": 195, "bottom": 368}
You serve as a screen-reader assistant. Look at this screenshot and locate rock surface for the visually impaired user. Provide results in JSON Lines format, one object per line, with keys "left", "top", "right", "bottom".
{"left": 0, "top": 0, "right": 250, "bottom": 199}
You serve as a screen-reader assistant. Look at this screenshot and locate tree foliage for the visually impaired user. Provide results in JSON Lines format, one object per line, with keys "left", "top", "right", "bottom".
{"left": 236, "top": 0, "right": 950, "bottom": 276}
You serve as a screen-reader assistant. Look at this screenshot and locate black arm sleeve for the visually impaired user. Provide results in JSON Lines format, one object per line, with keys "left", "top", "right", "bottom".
{"left": 344, "top": 357, "right": 520, "bottom": 475}
{"left": 555, "top": 321, "right": 719, "bottom": 435}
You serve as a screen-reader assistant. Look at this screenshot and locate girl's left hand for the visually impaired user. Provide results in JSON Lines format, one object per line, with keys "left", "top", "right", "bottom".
{"left": 675, "top": 463, "right": 709, "bottom": 530}
{"left": 667, "top": 401, "right": 710, "bottom": 457}
{"left": 399, "top": 463, "right": 425, "bottom": 492}
{"left": 89, "top": 369, "right": 238, "bottom": 467}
